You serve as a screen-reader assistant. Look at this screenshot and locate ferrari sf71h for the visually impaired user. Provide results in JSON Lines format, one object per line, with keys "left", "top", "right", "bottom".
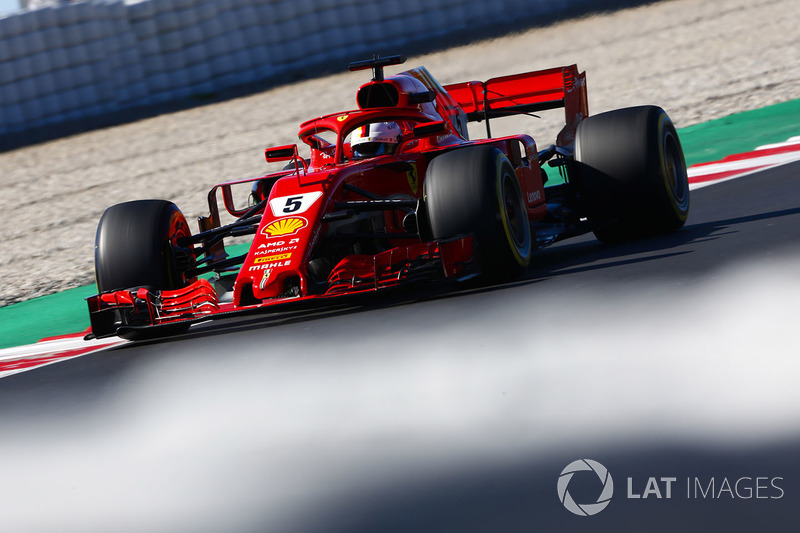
{"left": 87, "top": 55, "right": 689, "bottom": 339}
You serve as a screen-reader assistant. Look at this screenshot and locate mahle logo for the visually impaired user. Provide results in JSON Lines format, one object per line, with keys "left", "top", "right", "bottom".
{"left": 557, "top": 459, "right": 614, "bottom": 516}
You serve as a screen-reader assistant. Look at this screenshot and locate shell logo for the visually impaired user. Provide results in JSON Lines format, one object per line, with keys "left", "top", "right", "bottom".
{"left": 262, "top": 217, "right": 307, "bottom": 237}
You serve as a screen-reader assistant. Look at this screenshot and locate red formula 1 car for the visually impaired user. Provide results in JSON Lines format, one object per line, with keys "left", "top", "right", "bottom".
{"left": 87, "top": 55, "right": 689, "bottom": 339}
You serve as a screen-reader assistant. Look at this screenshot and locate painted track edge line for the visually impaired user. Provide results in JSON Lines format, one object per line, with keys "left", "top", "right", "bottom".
{"left": 688, "top": 135, "right": 800, "bottom": 189}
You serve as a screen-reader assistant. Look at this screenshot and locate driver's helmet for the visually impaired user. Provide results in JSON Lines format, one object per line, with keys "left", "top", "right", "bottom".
{"left": 351, "top": 122, "right": 401, "bottom": 159}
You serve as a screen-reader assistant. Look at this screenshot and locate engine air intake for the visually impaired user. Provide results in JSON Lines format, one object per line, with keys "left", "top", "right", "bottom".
{"left": 357, "top": 83, "right": 400, "bottom": 109}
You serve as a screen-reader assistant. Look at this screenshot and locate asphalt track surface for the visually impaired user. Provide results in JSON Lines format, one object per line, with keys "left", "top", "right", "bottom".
{"left": 2, "top": 162, "right": 800, "bottom": 531}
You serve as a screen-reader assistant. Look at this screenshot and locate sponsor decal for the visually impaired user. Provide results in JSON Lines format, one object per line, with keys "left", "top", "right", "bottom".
{"left": 254, "top": 253, "right": 292, "bottom": 264}
{"left": 261, "top": 217, "right": 307, "bottom": 237}
{"left": 337, "top": 115, "right": 348, "bottom": 122}
{"left": 256, "top": 246, "right": 297, "bottom": 255}
{"left": 258, "top": 241, "right": 285, "bottom": 248}
{"left": 258, "top": 238, "right": 301, "bottom": 248}
{"left": 249, "top": 261, "right": 291, "bottom": 271}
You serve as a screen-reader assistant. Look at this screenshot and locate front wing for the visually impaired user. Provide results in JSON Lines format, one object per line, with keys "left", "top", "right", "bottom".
{"left": 86, "top": 237, "right": 475, "bottom": 340}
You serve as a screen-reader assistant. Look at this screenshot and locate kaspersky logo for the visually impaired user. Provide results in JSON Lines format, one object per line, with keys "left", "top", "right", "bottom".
{"left": 557, "top": 459, "right": 614, "bottom": 516}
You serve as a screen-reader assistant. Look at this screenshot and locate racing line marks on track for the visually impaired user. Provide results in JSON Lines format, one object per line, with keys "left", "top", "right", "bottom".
{"left": 1, "top": 137, "right": 799, "bottom": 379}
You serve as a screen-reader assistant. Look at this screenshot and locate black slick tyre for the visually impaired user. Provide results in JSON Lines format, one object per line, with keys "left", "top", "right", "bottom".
{"left": 95, "top": 199, "right": 194, "bottom": 293}
{"left": 574, "top": 105, "right": 690, "bottom": 242}
{"left": 424, "top": 145, "right": 532, "bottom": 281}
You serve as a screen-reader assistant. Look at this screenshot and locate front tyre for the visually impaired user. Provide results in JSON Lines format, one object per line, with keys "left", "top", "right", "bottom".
{"left": 424, "top": 145, "right": 532, "bottom": 281}
{"left": 95, "top": 199, "right": 195, "bottom": 292}
{"left": 574, "top": 105, "right": 690, "bottom": 242}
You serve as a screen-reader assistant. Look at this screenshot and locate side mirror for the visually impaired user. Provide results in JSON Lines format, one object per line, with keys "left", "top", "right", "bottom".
{"left": 265, "top": 144, "right": 307, "bottom": 174}
{"left": 265, "top": 144, "right": 299, "bottom": 163}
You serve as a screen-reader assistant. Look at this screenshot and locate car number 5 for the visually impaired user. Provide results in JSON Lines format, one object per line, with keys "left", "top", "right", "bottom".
{"left": 283, "top": 196, "right": 302, "bottom": 213}
{"left": 269, "top": 191, "right": 323, "bottom": 217}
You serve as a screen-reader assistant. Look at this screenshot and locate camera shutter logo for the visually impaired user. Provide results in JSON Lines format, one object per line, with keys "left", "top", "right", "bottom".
{"left": 557, "top": 459, "right": 614, "bottom": 516}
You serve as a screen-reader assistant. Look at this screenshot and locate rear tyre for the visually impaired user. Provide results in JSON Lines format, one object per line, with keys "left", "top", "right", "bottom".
{"left": 574, "top": 105, "right": 689, "bottom": 242}
{"left": 424, "top": 145, "right": 532, "bottom": 281}
{"left": 95, "top": 199, "right": 195, "bottom": 292}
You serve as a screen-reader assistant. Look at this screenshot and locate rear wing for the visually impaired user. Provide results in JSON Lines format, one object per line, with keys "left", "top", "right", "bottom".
{"left": 443, "top": 65, "right": 588, "bottom": 145}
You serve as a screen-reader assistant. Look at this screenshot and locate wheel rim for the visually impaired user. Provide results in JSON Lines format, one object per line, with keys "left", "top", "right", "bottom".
{"left": 502, "top": 173, "right": 527, "bottom": 247}
{"left": 497, "top": 168, "right": 531, "bottom": 267}
{"left": 663, "top": 130, "right": 689, "bottom": 211}
{"left": 166, "top": 211, "right": 195, "bottom": 287}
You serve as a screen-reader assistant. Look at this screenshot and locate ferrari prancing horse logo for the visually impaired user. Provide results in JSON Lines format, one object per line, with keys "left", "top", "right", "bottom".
{"left": 406, "top": 161, "right": 419, "bottom": 195}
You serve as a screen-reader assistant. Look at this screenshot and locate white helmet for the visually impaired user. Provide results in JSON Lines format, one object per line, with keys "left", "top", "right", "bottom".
{"left": 351, "top": 122, "right": 401, "bottom": 159}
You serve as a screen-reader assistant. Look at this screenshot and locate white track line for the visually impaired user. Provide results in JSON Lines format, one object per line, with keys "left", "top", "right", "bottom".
{"left": 688, "top": 136, "right": 800, "bottom": 189}
{"left": 0, "top": 336, "right": 124, "bottom": 361}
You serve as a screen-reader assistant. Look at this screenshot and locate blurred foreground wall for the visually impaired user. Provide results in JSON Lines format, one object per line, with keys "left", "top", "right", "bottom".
{"left": 0, "top": 0, "right": 589, "bottom": 139}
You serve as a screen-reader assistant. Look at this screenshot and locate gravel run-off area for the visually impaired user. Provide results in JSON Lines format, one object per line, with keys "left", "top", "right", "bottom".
{"left": 1, "top": 0, "right": 798, "bottom": 307}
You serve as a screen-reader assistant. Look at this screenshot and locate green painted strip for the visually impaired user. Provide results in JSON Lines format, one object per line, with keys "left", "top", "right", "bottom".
{"left": 679, "top": 99, "right": 800, "bottom": 167}
{"left": 0, "top": 242, "right": 251, "bottom": 350}
{"left": 0, "top": 284, "right": 98, "bottom": 349}
{"left": 2, "top": 99, "right": 799, "bottom": 349}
